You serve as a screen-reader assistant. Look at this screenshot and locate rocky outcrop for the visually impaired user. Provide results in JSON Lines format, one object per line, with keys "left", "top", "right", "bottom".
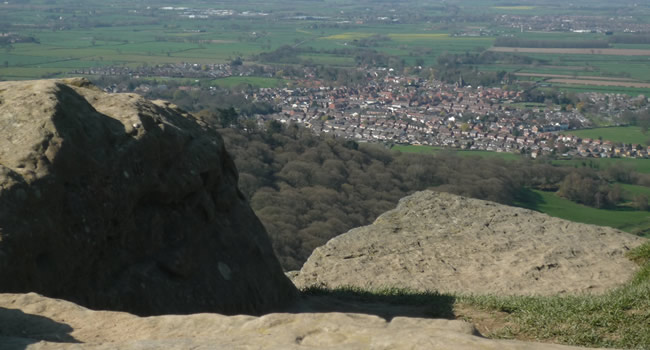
{"left": 292, "top": 190, "right": 646, "bottom": 295}
{"left": 0, "top": 292, "right": 590, "bottom": 350}
{"left": 0, "top": 79, "right": 296, "bottom": 316}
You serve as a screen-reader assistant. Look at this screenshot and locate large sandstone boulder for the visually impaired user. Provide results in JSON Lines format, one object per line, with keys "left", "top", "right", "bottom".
{"left": 0, "top": 79, "right": 296, "bottom": 315}
{"left": 292, "top": 190, "right": 646, "bottom": 295}
{"left": 0, "top": 292, "right": 590, "bottom": 350}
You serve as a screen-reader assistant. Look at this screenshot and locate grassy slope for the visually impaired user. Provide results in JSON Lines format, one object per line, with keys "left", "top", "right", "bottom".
{"left": 517, "top": 189, "right": 650, "bottom": 237}
{"left": 208, "top": 76, "right": 287, "bottom": 88}
{"left": 457, "top": 242, "right": 650, "bottom": 349}
{"left": 392, "top": 144, "right": 523, "bottom": 161}
{"left": 303, "top": 241, "right": 650, "bottom": 349}
{"left": 394, "top": 145, "right": 650, "bottom": 236}
{"left": 553, "top": 157, "right": 650, "bottom": 174}
{"left": 620, "top": 183, "right": 650, "bottom": 200}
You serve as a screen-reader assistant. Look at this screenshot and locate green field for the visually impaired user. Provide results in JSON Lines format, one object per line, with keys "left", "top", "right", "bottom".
{"left": 394, "top": 144, "right": 650, "bottom": 236}
{"left": 620, "top": 183, "right": 650, "bottom": 201}
{"left": 563, "top": 126, "right": 650, "bottom": 146}
{"left": 551, "top": 83, "right": 650, "bottom": 96}
{"left": 392, "top": 144, "right": 522, "bottom": 161}
{"left": 518, "top": 189, "right": 650, "bottom": 237}
{"left": 2, "top": 0, "right": 649, "bottom": 88}
{"left": 554, "top": 157, "right": 650, "bottom": 173}
{"left": 0, "top": 3, "right": 497, "bottom": 81}
{"left": 209, "top": 76, "right": 287, "bottom": 89}
{"left": 481, "top": 30, "right": 650, "bottom": 93}
{"left": 304, "top": 241, "right": 650, "bottom": 349}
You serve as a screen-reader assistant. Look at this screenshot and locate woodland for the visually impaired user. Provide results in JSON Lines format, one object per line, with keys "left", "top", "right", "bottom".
{"left": 216, "top": 121, "right": 645, "bottom": 270}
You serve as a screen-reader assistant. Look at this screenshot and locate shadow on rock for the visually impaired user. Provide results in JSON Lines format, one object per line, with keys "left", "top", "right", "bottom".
{"left": 0, "top": 79, "right": 296, "bottom": 316}
{"left": 0, "top": 307, "right": 79, "bottom": 349}
{"left": 285, "top": 287, "right": 456, "bottom": 321}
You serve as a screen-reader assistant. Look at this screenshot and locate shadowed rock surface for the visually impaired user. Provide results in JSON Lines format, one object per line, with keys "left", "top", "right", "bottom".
{"left": 292, "top": 190, "right": 646, "bottom": 295}
{"left": 0, "top": 293, "right": 591, "bottom": 350}
{"left": 0, "top": 78, "right": 296, "bottom": 316}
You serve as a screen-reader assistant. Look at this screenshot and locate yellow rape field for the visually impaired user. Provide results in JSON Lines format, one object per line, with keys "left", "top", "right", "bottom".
{"left": 322, "top": 33, "right": 449, "bottom": 41}
{"left": 388, "top": 33, "right": 449, "bottom": 40}
{"left": 321, "top": 33, "right": 374, "bottom": 40}
{"left": 492, "top": 6, "right": 536, "bottom": 10}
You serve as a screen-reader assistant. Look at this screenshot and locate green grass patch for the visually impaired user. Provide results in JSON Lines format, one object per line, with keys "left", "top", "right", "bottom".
{"left": 619, "top": 183, "right": 650, "bottom": 201}
{"left": 553, "top": 157, "right": 650, "bottom": 174}
{"left": 392, "top": 144, "right": 523, "bottom": 161}
{"left": 457, "top": 259, "right": 650, "bottom": 349}
{"left": 208, "top": 76, "right": 287, "bottom": 89}
{"left": 303, "top": 240, "right": 650, "bottom": 349}
{"left": 628, "top": 241, "right": 650, "bottom": 265}
{"left": 548, "top": 83, "right": 650, "bottom": 96}
{"left": 516, "top": 189, "right": 650, "bottom": 237}
{"left": 564, "top": 126, "right": 650, "bottom": 146}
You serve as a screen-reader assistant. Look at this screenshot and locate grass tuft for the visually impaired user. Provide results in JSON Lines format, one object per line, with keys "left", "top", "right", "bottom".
{"left": 627, "top": 241, "right": 650, "bottom": 266}
{"left": 458, "top": 241, "right": 650, "bottom": 349}
{"left": 301, "top": 241, "right": 650, "bottom": 349}
{"left": 301, "top": 285, "right": 448, "bottom": 305}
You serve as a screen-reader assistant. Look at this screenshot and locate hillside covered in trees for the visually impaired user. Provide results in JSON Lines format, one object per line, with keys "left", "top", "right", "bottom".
{"left": 214, "top": 123, "right": 647, "bottom": 270}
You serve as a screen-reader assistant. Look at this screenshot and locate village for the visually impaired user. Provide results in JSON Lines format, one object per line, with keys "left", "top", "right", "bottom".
{"left": 82, "top": 62, "right": 650, "bottom": 159}
{"left": 495, "top": 14, "right": 650, "bottom": 34}
{"left": 253, "top": 69, "right": 650, "bottom": 159}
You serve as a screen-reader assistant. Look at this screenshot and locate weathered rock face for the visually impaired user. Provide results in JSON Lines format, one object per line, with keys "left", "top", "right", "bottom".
{"left": 0, "top": 79, "right": 296, "bottom": 316}
{"left": 292, "top": 190, "right": 646, "bottom": 295}
{"left": 0, "top": 293, "right": 590, "bottom": 350}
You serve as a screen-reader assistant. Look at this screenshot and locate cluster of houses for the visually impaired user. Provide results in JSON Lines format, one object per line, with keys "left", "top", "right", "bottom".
{"left": 159, "top": 6, "right": 267, "bottom": 19}
{"left": 250, "top": 70, "right": 649, "bottom": 159}
{"left": 70, "top": 62, "right": 265, "bottom": 81}
{"left": 86, "top": 62, "right": 650, "bottom": 159}
{"left": 0, "top": 32, "right": 38, "bottom": 44}
{"left": 495, "top": 14, "right": 650, "bottom": 33}
{"left": 555, "top": 135, "right": 650, "bottom": 159}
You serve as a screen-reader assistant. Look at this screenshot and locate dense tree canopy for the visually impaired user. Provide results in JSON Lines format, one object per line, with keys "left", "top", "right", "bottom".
{"left": 212, "top": 115, "right": 650, "bottom": 270}
{"left": 218, "top": 124, "right": 577, "bottom": 270}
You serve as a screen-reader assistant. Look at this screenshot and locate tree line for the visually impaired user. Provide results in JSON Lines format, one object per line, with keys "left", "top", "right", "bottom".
{"left": 91, "top": 76, "right": 279, "bottom": 116}
{"left": 623, "top": 109, "right": 650, "bottom": 134}
{"left": 219, "top": 124, "right": 528, "bottom": 270}
{"left": 494, "top": 37, "right": 610, "bottom": 49}
{"left": 608, "top": 34, "right": 650, "bottom": 44}
{"left": 433, "top": 51, "right": 546, "bottom": 86}
{"left": 213, "top": 121, "right": 649, "bottom": 271}
{"left": 256, "top": 45, "right": 406, "bottom": 71}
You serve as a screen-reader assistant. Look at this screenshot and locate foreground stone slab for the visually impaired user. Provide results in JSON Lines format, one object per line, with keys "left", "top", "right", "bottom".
{"left": 292, "top": 191, "right": 646, "bottom": 295}
{"left": 0, "top": 293, "right": 590, "bottom": 350}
